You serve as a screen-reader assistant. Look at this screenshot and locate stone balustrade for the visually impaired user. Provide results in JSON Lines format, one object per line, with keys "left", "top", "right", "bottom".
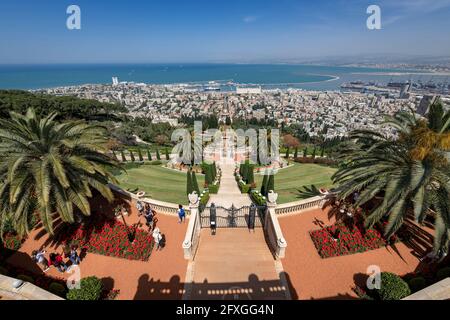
{"left": 275, "top": 196, "right": 325, "bottom": 216}
{"left": 108, "top": 184, "right": 190, "bottom": 216}
{"left": 182, "top": 206, "right": 201, "bottom": 260}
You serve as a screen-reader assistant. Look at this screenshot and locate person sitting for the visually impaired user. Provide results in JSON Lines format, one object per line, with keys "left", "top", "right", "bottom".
{"left": 49, "top": 252, "right": 67, "bottom": 273}
{"left": 31, "top": 249, "right": 49, "bottom": 272}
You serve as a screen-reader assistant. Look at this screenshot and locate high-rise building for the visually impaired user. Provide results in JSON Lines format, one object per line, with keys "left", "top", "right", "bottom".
{"left": 417, "top": 95, "right": 438, "bottom": 116}
{"left": 399, "top": 83, "right": 412, "bottom": 99}
{"left": 112, "top": 77, "right": 119, "bottom": 86}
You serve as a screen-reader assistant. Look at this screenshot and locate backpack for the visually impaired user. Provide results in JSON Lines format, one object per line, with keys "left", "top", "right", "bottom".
{"left": 179, "top": 208, "right": 185, "bottom": 216}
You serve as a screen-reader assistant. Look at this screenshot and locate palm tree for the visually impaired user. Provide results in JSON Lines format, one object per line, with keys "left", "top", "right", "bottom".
{"left": 0, "top": 109, "right": 121, "bottom": 237}
{"left": 332, "top": 100, "right": 450, "bottom": 254}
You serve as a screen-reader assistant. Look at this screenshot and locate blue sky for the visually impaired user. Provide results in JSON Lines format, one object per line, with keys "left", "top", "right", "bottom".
{"left": 0, "top": 0, "right": 449, "bottom": 64}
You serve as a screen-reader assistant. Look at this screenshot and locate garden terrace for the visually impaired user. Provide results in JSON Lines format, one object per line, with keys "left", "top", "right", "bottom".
{"left": 254, "top": 163, "right": 336, "bottom": 204}
{"left": 4, "top": 193, "right": 189, "bottom": 300}
{"left": 278, "top": 206, "right": 435, "bottom": 299}
{"left": 113, "top": 162, "right": 206, "bottom": 205}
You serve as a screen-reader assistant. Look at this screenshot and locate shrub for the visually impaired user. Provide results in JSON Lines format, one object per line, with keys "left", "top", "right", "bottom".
{"left": 239, "top": 182, "right": 250, "bottom": 194}
{"left": 209, "top": 184, "right": 219, "bottom": 194}
{"left": 149, "top": 160, "right": 162, "bottom": 165}
{"left": 408, "top": 277, "right": 427, "bottom": 293}
{"left": 66, "top": 276, "right": 103, "bottom": 300}
{"left": 17, "top": 274, "right": 34, "bottom": 284}
{"left": 436, "top": 267, "right": 450, "bottom": 281}
{"left": 0, "top": 266, "right": 8, "bottom": 275}
{"left": 200, "top": 191, "right": 210, "bottom": 207}
{"left": 48, "top": 282, "right": 67, "bottom": 297}
{"left": 376, "top": 272, "right": 410, "bottom": 300}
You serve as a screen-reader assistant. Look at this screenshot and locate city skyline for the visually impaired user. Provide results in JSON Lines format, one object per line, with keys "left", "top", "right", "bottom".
{"left": 1, "top": 0, "right": 450, "bottom": 64}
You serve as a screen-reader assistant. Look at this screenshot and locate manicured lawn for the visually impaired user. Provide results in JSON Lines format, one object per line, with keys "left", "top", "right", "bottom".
{"left": 113, "top": 164, "right": 205, "bottom": 205}
{"left": 254, "top": 163, "right": 337, "bottom": 204}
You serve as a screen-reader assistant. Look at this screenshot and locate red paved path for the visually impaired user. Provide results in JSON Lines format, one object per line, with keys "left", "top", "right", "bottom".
{"left": 279, "top": 208, "right": 434, "bottom": 300}
{"left": 7, "top": 198, "right": 188, "bottom": 300}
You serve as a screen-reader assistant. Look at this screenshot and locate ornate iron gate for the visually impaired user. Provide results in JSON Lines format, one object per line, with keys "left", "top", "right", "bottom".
{"left": 200, "top": 204, "right": 267, "bottom": 229}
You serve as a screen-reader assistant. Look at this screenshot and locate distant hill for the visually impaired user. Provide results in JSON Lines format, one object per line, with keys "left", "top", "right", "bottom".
{"left": 0, "top": 90, "right": 127, "bottom": 121}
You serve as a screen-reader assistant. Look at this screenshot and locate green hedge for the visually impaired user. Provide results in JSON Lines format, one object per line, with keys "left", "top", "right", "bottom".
{"left": 200, "top": 191, "right": 210, "bottom": 207}
{"left": 17, "top": 274, "right": 34, "bottom": 284}
{"left": 239, "top": 182, "right": 251, "bottom": 194}
{"left": 0, "top": 266, "right": 8, "bottom": 275}
{"left": 376, "top": 272, "right": 411, "bottom": 300}
{"left": 250, "top": 190, "right": 267, "bottom": 205}
{"left": 408, "top": 277, "right": 427, "bottom": 293}
{"left": 66, "top": 276, "right": 104, "bottom": 301}
{"left": 49, "top": 282, "right": 68, "bottom": 297}
{"left": 209, "top": 184, "right": 219, "bottom": 194}
{"left": 437, "top": 267, "right": 450, "bottom": 281}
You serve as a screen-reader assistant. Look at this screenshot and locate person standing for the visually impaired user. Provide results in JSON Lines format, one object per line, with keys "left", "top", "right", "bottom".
{"left": 144, "top": 204, "right": 155, "bottom": 231}
{"left": 31, "top": 249, "right": 49, "bottom": 272}
{"left": 152, "top": 228, "right": 163, "bottom": 251}
{"left": 177, "top": 204, "right": 186, "bottom": 223}
{"left": 136, "top": 200, "right": 144, "bottom": 216}
{"left": 69, "top": 246, "right": 81, "bottom": 266}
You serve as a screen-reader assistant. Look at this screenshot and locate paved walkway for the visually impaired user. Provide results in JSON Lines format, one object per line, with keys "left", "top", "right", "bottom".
{"left": 278, "top": 208, "right": 433, "bottom": 300}
{"left": 208, "top": 163, "right": 251, "bottom": 208}
{"left": 189, "top": 152, "right": 288, "bottom": 300}
{"left": 6, "top": 198, "right": 188, "bottom": 300}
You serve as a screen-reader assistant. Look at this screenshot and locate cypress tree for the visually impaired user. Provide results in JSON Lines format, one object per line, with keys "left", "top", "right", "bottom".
{"left": 156, "top": 149, "right": 161, "bottom": 160}
{"left": 130, "top": 150, "right": 135, "bottom": 162}
{"left": 212, "top": 162, "right": 217, "bottom": 180}
{"left": 294, "top": 148, "right": 298, "bottom": 159}
{"left": 165, "top": 148, "right": 170, "bottom": 160}
{"left": 192, "top": 171, "right": 200, "bottom": 195}
{"left": 147, "top": 149, "right": 152, "bottom": 161}
{"left": 312, "top": 147, "right": 317, "bottom": 159}
{"left": 261, "top": 173, "right": 268, "bottom": 196}
{"left": 320, "top": 146, "right": 325, "bottom": 158}
{"left": 186, "top": 169, "right": 194, "bottom": 195}
{"left": 267, "top": 174, "right": 275, "bottom": 194}
{"left": 247, "top": 165, "right": 255, "bottom": 185}
{"left": 138, "top": 148, "right": 144, "bottom": 162}
{"left": 121, "top": 150, "right": 126, "bottom": 162}
{"left": 205, "top": 165, "right": 213, "bottom": 186}
{"left": 285, "top": 147, "right": 290, "bottom": 159}
{"left": 303, "top": 147, "right": 307, "bottom": 158}
{"left": 242, "top": 163, "right": 249, "bottom": 183}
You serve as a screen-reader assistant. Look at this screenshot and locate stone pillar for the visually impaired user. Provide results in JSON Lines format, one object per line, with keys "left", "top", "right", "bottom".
{"left": 266, "top": 191, "right": 287, "bottom": 259}
{"left": 183, "top": 192, "right": 201, "bottom": 260}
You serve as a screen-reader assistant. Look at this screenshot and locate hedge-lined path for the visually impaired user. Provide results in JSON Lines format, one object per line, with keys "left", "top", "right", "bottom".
{"left": 207, "top": 163, "right": 252, "bottom": 208}
{"left": 6, "top": 197, "right": 189, "bottom": 300}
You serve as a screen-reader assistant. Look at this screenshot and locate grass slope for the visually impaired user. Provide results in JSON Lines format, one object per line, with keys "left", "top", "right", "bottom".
{"left": 113, "top": 164, "right": 205, "bottom": 205}
{"left": 255, "top": 163, "right": 337, "bottom": 204}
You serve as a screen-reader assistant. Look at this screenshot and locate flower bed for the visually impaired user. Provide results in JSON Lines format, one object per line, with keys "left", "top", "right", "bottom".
{"left": 56, "top": 217, "right": 154, "bottom": 261}
{"left": 310, "top": 215, "right": 405, "bottom": 258}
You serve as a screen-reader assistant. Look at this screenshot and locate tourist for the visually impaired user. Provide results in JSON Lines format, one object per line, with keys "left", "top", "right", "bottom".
{"left": 152, "top": 228, "right": 163, "bottom": 251}
{"left": 144, "top": 204, "right": 155, "bottom": 231}
{"left": 177, "top": 204, "right": 186, "bottom": 223}
{"left": 49, "top": 253, "right": 67, "bottom": 273}
{"left": 69, "top": 246, "right": 81, "bottom": 266}
{"left": 31, "top": 249, "right": 49, "bottom": 272}
{"left": 136, "top": 200, "right": 144, "bottom": 216}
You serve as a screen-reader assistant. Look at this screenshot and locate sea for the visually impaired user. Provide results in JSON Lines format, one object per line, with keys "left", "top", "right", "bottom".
{"left": 0, "top": 63, "right": 446, "bottom": 91}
